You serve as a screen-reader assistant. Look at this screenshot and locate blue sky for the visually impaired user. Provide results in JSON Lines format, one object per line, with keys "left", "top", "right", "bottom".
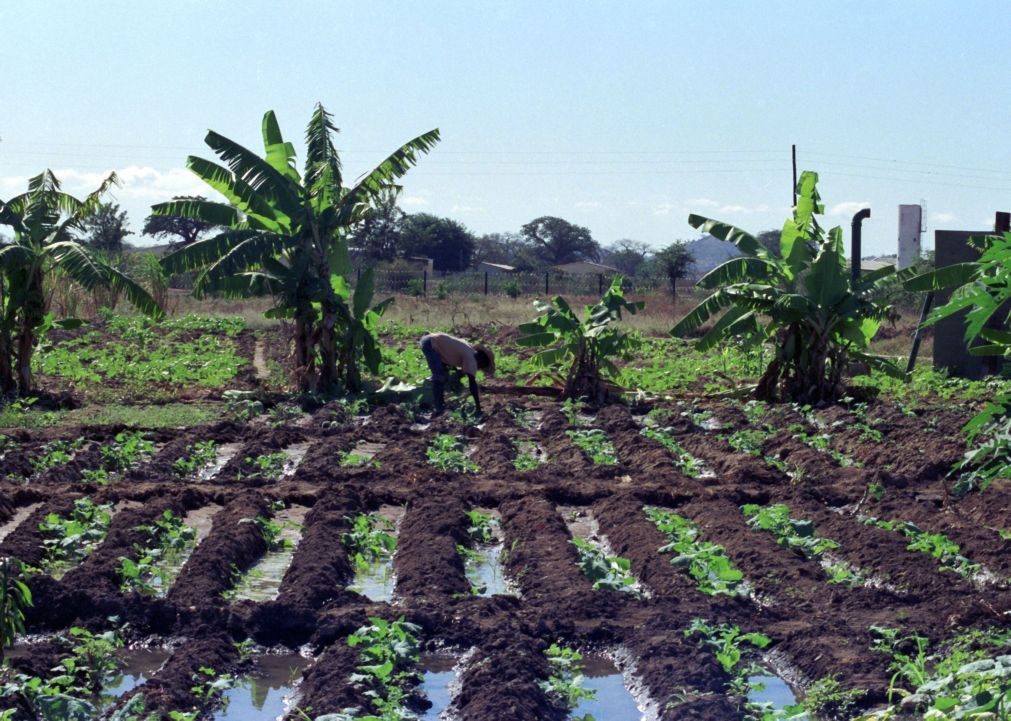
{"left": 2, "top": 1, "right": 1009, "bottom": 256}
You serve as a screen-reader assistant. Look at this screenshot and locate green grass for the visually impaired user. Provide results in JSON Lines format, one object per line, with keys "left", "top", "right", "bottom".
{"left": 68, "top": 403, "right": 222, "bottom": 428}
{"left": 34, "top": 314, "right": 247, "bottom": 394}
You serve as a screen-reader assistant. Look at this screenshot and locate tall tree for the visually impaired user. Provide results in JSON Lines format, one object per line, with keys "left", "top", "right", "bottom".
{"left": 0, "top": 171, "right": 161, "bottom": 397}
{"left": 80, "top": 202, "right": 131, "bottom": 252}
{"left": 142, "top": 195, "right": 218, "bottom": 248}
{"left": 604, "top": 239, "right": 651, "bottom": 276}
{"left": 520, "top": 216, "right": 600, "bottom": 266}
{"left": 399, "top": 213, "right": 475, "bottom": 271}
{"left": 654, "top": 241, "right": 695, "bottom": 303}
{"left": 347, "top": 187, "right": 404, "bottom": 262}
{"left": 472, "top": 232, "right": 529, "bottom": 267}
{"left": 157, "top": 105, "right": 438, "bottom": 393}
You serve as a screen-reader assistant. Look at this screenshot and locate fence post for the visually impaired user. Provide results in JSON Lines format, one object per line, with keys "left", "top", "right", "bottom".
{"left": 356, "top": 267, "right": 361, "bottom": 283}
{"left": 484, "top": 272, "right": 489, "bottom": 296}
{"left": 423, "top": 270, "right": 428, "bottom": 295}
{"left": 598, "top": 273, "right": 603, "bottom": 295}
{"left": 545, "top": 272, "right": 549, "bottom": 295}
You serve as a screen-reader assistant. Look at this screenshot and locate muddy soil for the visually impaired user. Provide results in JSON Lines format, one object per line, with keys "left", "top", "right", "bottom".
{"left": 0, "top": 393, "right": 1008, "bottom": 720}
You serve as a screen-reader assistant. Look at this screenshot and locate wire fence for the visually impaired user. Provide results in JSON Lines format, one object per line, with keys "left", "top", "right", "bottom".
{"left": 362, "top": 270, "right": 702, "bottom": 298}
{"left": 167, "top": 268, "right": 704, "bottom": 299}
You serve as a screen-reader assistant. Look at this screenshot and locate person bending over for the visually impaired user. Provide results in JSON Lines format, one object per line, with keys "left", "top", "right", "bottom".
{"left": 419, "top": 333, "right": 495, "bottom": 417}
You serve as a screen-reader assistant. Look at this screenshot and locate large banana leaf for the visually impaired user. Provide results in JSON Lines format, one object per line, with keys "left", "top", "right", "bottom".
{"left": 687, "top": 215, "right": 767, "bottom": 258}
{"left": 150, "top": 198, "right": 240, "bottom": 228}
{"left": 904, "top": 262, "right": 979, "bottom": 291}
{"left": 186, "top": 156, "right": 290, "bottom": 234}
{"left": 204, "top": 130, "right": 302, "bottom": 219}
{"left": 698, "top": 256, "right": 780, "bottom": 290}
{"left": 334, "top": 129, "right": 441, "bottom": 227}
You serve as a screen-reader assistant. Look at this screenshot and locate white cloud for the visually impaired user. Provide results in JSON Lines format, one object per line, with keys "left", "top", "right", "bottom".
{"left": 930, "top": 211, "right": 957, "bottom": 224}
{"left": 0, "top": 166, "right": 209, "bottom": 203}
{"left": 652, "top": 201, "right": 676, "bottom": 216}
{"left": 828, "top": 201, "right": 871, "bottom": 217}
{"left": 450, "top": 204, "right": 483, "bottom": 214}
{"left": 574, "top": 200, "right": 601, "bottom": 209}
{"left": 686, "top": 197, "right": 719, "bottom": 208}
{"left": 717, "top": 203, "right": 769, "bottom": 215}
{"left": 400, "top": 195, "right": 429, "bottom": 207}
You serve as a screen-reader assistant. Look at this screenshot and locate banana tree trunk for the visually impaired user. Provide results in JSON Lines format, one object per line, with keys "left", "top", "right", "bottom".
{"left": 0, "top": 330, "right": 14, "bottom": 398}
{"left": 14, "top": 270, "right": 46, "bottom": 397}
{"left": 293, "top": 311, "right": 316, "bottom": 393}
{"left": 318, "top": 299, "right": 339, "bottom": 394}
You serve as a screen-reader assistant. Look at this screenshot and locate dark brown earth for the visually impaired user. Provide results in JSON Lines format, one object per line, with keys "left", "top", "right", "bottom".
{"left": 0, "top": 391, "right": 1008, "bottom": 720}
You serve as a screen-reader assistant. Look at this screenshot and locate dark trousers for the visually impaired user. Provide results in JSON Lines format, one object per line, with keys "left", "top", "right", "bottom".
{"left": 420, "top": 335, "right": 448, "bottom": 382}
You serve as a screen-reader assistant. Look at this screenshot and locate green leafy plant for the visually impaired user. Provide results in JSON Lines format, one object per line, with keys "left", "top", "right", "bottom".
{"left": 39, "top": 498, "right": 114, "bottom": 574}
{"left": 30, "top": 437, "right": 85, "bottom": 473}
{"left": 51, "top": 627, "right": 125, "bottom": 701}
{"left": 517, "top": 275, "right": 644, "bottom": 402}
{"left": 118, "top": 509, "right": 197, "bottom": 595}
{"left": 172, "top": 439, "right": 219, "bottom": 477}
{"left": 862, "top": 516, "right": 982, "bottom": 579}
{"left": 224, "top": 390, "right": 265, "bottom": 422}
{"left": 336, "top": 449, "right": 381, "bottom": 468}
{"left": 0, "top": 558, "right": 31, "bottom": 661}
{"left": 346, "top": 616, "right": 421, "bottom": 720}
{"left": 640, "top": 426, "right": 704, "bottom": 477}
{"left": 156, "top": 106, "right": 435, "bottom": 394}
{"left": 513, "top": 441, "right": 542, "bottom": 471}
{"left": 465, "top": 510, "right": 497, "bottom": 544}
{"left": 239, "top": 452, "right": 288, "bottom": 481}
{"left": 240, "top": 515, "right": 291, "bottom": 552}
{"left": 861, "top": 626, "right": 1011, "bottom": 719}
{"left": 672, "top": 171, "right": 905, "bottom": 403}
{"left": 539, "top": 644, "right": 597, "bottom": 715}
{"left": 0, "top": 171, "right": 161, "bottom": 398}
{"left": 904, "top": 231, "right": 1011, "bottom": 500}
{"left": 426, "top": 434, "right": 479, "bottom": 472}
{"left": 567, "top": 428, "right": 618, "bottom": 465}
{"left": 646, "top": 507, "right": 746, "bottom": 596}
{"left": 342, "top": 513, "right": 396, "bottom": 571}
{"left": 685, "top": 617, "right": 771, "bottom": 675}
{"left": 101, "top": 431, "right": 154, "bottom": 472}
{"left": 189, "top": 666, "right": 235, "bottom": 708}
{"left": 742, "top": 504, "right": 861, "bottom": 585}
{"left": 570, "top": 537, "right": 639, "bottom": 594}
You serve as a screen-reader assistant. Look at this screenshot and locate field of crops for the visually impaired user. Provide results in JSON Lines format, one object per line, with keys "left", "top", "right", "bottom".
{"left": 0, "top": 313, "right": 1008, "bottom": 721}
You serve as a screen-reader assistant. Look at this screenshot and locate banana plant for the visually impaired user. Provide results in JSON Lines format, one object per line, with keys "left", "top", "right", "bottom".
{"left": 0, "top": 171, "right": 162, "bottom": 397}
{"left": 904, "top": 230, "right": 1011, "bottom": 354}
{"left": 0, "top": 557, "right": 31, "bottom": 661}
{"left": 157, "top": 104, "right": 438, "bottom": 393}
{"left": 517, "top": 276, "right": 643, "bottom": 402}
{"left": 672, "top": 171, "right": 904, "bottom": 403}
{"left": 904, "top": 230, "right": 1011, "bottom": 493}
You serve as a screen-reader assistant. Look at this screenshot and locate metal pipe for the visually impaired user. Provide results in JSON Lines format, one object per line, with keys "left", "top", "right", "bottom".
{"left": 851, "top": 208, "right": 871, "bottom": 284}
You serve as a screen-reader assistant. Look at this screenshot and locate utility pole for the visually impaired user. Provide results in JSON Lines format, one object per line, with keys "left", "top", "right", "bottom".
{"left": 791, "top": 144, "right": 797, "bottom": 207}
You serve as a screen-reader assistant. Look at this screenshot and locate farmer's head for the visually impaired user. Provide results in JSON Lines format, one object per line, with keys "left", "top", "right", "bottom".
{"left": 475, "top": 346, "right": 495, "bottom": 376}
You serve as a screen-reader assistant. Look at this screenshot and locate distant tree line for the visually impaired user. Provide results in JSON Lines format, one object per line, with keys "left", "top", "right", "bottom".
{"left": 65, "top": 195, "right": 699, "bottom": 287}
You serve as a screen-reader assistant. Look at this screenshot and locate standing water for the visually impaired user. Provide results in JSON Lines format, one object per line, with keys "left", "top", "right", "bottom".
{"left": 573, "top": 655, "right": 646, "bottom": 720}
{"left": 747, "top": 671, "right": 800, "bottom": 713}
{"left": 103, "top": 647, "right": 172, "bottom": 700}
{"left": 229, "top": 505, "right": 309, "bottom": 602}
{"left": 280, "top": 442, "right": 312, "bottom": 478}
{"left": 199, "top": 443, "right": 243, "bottom": 481}
{"left": 460, "top": 509, "right": 517, "bottom": 597}
{"left": 152, "top": 504, "right": 221, "bottom": 596}
{"left": 212, "top": 653, "right": 310, "bottom": 720}
{"left": 348, "top": 505, "right": 404, "bottom": 602}
{"left": 418, "top": 654, "right": 459, "bottom": 720}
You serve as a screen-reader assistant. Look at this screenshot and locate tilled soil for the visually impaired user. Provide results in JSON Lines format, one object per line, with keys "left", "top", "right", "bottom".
{"left": 0, "top": 394, "right": 1008, "bottom": 720}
